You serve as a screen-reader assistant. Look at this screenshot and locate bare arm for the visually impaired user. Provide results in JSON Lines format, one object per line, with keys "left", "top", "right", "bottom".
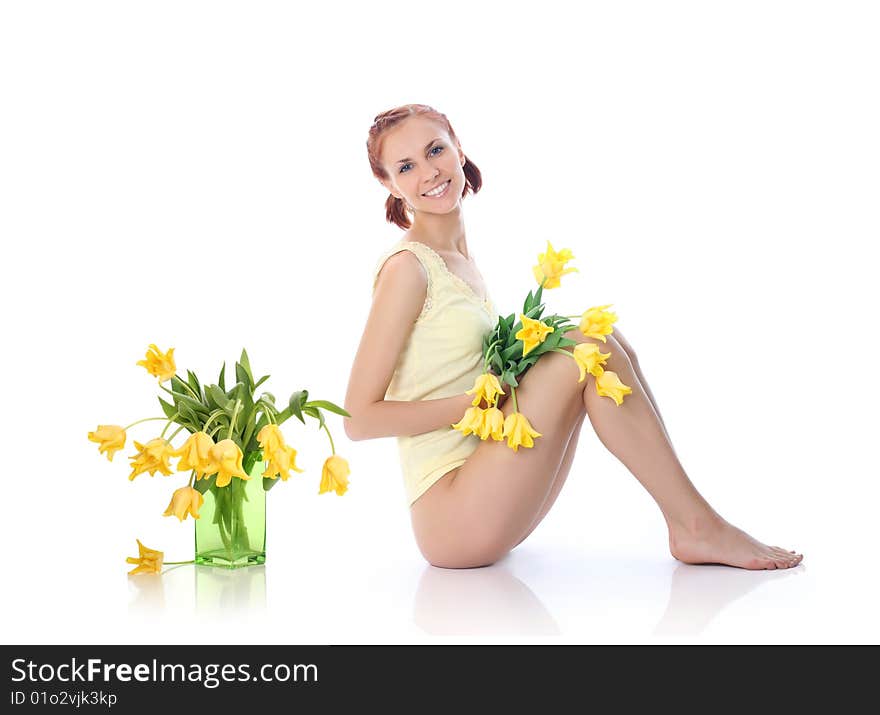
{"left": 343, "top": 250, "right": 474, "bottom": 441}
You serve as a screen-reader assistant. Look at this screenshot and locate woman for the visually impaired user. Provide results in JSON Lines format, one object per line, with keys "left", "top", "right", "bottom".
{"left": 344, "top": 103, "right": 803, "bottom": 571}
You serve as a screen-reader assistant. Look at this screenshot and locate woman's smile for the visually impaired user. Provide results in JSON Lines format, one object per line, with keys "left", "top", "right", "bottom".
{"left": 422, "top": 179, "right": 451, "bottom": 198}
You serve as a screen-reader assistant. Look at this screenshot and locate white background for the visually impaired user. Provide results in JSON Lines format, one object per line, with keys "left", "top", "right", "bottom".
{"left": 1, "top": 1, "right": 877, "bottom": 644}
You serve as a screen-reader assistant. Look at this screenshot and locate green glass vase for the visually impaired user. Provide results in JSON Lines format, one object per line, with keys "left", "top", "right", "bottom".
{"left": 195, "top": 451, "right": 266, "bottom": 568}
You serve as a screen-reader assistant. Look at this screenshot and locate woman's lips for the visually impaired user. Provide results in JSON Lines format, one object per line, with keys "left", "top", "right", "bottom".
{"left": 422, "top": 179, "right": 451, "bottom": 198}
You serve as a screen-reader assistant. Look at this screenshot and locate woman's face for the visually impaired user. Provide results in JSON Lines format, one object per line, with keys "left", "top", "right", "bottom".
{"left": 379, "top": 115, "right": 466, "bottom": 215}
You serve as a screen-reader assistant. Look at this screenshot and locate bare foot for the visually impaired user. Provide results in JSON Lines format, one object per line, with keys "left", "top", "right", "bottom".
{"left": 669, "top": 515, "right": 803, "bottom": 570}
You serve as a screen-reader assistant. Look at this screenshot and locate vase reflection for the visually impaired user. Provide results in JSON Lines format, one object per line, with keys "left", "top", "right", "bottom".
{"left": 195, "top": 564, "right": 267, "bottom": 612}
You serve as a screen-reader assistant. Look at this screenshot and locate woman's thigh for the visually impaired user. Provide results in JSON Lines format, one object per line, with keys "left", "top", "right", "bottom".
{"left": 410, "top": 349, "right": 590, "bottom": 566}
{"left": 410, "top": 331, "right": 632, "bottom": 567}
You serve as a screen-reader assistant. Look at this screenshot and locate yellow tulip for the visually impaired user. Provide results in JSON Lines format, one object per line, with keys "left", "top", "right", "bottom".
{"left": 466, "top": 372, "right": 506, "bottom": 408}
{"left": 87, "top": 424, "right": 127, "bottom": 461}
{"left": 171, "top": 431, "right": 214, "bottom": 478}
{"left": 125, "top": 539, "right": 164, "bottom": 575}
{"left": 571, "top": 343, "right": 611, "bottom": 383}
{"left": 532, "top": 240, "right": 579, "bottom": 289}
{"left": 515, "top": 314, "right": 554, "bottom": 357}
{"left": 201, "top": 439, "right": 250, "bottom": 488}
{"left": 502, "top": 412, "right": 542, "bottom": 452}
{"left": 263, "top": 446, "right": 306, "bottom": 481}
{"left": 451, "top": 406, "right": 485, "bottom": 437}
{"left": 257, "top": 424, "right": 286, "bottom": 455}
{"left": 319, "top": 455, "right": 350, "bottom": 496}
{"left": 478, "top": 406, "right": 505, "bottom": 441}
{"left": 128, "top": 438, "right": 176, "bottom": 481}
{"left": 595, "top": 370, "right": 632, "bottom": 406}
{"left": 162, "top": 486, "right": 204, "bottom": 522}
{"left": 136, "top": 343, "right": 177, "bottom": 382}
{"left": 257, "top": 424, "right": 305, "bottom": 481}
{"left": 579, "top": 305, "right": 617, "bottom": 342}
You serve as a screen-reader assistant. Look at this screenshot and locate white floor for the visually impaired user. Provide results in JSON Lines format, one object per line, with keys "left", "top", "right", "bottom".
{"left": 5, "top": 418, "right": 875, "bottom": 646}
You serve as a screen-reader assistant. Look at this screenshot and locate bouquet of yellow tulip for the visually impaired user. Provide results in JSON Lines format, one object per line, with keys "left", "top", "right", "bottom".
{"left": 88, "top": 345, "right": 351, "bottom": 573}
{"left": 452, "top": 242, "right": 633, "bottom": 451}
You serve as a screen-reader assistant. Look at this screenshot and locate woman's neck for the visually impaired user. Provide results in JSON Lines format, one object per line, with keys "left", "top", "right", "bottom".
{"left": 405, "top": 212, "right": 470, "bottom": 259}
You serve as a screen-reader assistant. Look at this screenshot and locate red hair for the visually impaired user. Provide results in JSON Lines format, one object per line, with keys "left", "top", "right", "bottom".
{"left": 366, "top": 103, "right": 483, "bottom": 230}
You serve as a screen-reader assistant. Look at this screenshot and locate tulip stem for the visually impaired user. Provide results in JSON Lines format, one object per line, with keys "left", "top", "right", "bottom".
{"left": 227, "top": 399, "right": 242, "bottom": 440}
{"left": 322, "top": 424, "right": 336, "bottom": 455}
{"left": 163, "top": 560, "right": 196, "bottom": 566}
{"left": 483, "top": 339, "right": 502, "bottom": 372}
{"left": 122, "top": 416, "right": 167, "bottom": 431}
{"left": 178, "top": 380, "right": 200, "bottom": 401}
{"left": 511, "top": 386, "right": 519, "bottom": 413}
{"left": 159, "top": 415, "right": 181, "bottom": 439}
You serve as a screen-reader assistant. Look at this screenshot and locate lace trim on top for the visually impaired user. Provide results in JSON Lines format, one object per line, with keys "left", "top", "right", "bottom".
{"left": 401, "top": 240, "right": 493, "bottom": 316}
{"left": 375, "top": 243, "right": 435, "bottom": 322}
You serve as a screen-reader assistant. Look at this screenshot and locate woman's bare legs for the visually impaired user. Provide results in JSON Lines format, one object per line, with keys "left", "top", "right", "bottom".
{"left": 576, "top": 332, "right": 803, "bottom": 570}
{"left": 513, "top": 327, "right": 656, "bottom": 548}
{"left": 410, "top": 347, "right": 595, "bottom": 568}
{"left": 513, "top": 411, "right": 586, "bottom": 548}
{"left": 412, "top": 329, "right": 803, "bottom": 570}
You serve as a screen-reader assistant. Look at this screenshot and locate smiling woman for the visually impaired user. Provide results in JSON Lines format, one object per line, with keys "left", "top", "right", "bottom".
{"left": 343, "top": 102, "right": 804, "bottom": 572}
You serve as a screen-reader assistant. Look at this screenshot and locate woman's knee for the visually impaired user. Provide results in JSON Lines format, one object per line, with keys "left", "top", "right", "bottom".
{"left": 563, "top": 329, "right": 634, "bottom": 372}
{"left": 608, "top": 326, "right": 638, "bottom": 365}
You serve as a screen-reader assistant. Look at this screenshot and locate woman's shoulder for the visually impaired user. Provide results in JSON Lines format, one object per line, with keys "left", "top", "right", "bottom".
{"left": 371, "top": 236, "right": 441, "bottom": 290}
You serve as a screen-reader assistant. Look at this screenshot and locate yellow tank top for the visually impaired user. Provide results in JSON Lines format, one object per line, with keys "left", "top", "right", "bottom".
{"left": 371, "top": 238, "right": 500, "bottom": 507}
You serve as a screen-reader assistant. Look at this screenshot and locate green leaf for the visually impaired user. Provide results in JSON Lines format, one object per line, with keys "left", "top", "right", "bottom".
{"left": 491, "top": 352, "right": 503, "bottom": 372}
{"left": 226, "top": 380, "right": 246, "bottom": 401}
{"left": 254, "top": 374, "right": 270, "bottom": 389}
{"left": 523, "top": 290, "right": 534, "bottom": 314}
{"left": 303, "top": 405, "right": 325, "bottom": 430}
{"left": 304, "top": 399, "right": 351, "bottom": 417}
{"left": 235, "top": 362, "right": 253, "bottom": 393}
{"left": 186, "top": 369, "right": 201, "bottom": 396}
{"left": 178, "top": 401, "right": 198, "bottom": 423}
{"left": 534, "top": 282, "right": 544, "bottom": 306}
{"left": 208, "top": 384, "right": 231, "bottom": 410}
{"left": 239, "top": 348, "right": 255, "bottom": 388}
{"left": 242, "top": 450, "right": 263, "bottom": 474}
{"left": 261, "top": 391, "right": 276, "bottom": 403}
{"left": 158, "top": 397, "right": 176, "bottom": 419}
{"left": 171, "top": 391, "right": 209, "bottom": 415}
{"left": 193, "top": 474, "right": 215, "bottom": 494}
{"left": 501, "top": 371, "right": 519, "bottom": 388}
{"left": 263, "top": 476, "right": 280, "bottom": 492}
{"left": 288, "top": 390, "right": 308, "bottom": 424}
{"left": 501, "top": 343, "right": 522, "bottom": 360}
{"left": 239, "top": 384, "right": 254, "bottom": 433}
{"left": 218, "top": 361, "right": 226, "bottom": 391}
{"left": 170, "top": 375, "right": 192, "bottom": 398}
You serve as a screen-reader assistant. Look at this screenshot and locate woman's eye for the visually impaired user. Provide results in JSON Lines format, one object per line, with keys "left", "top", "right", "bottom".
{"left": 399, "top": 146, "right": 444, "bottom": 173}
